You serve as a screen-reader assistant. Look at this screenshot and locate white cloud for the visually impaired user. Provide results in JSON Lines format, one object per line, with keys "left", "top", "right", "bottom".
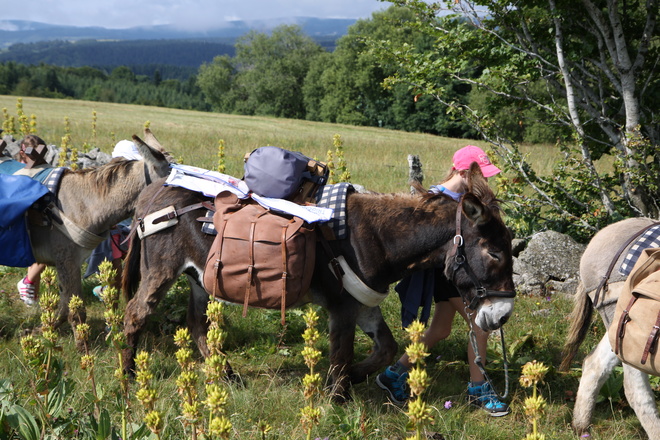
{"left": 3, "top": 0, "right": 390, "bottom": 30}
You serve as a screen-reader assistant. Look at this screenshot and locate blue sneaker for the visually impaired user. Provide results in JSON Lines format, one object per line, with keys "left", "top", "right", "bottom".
{"left": 376, "top": 367, "right": 409, "bottom": 405}
{"left": 467, "top": 382, "right": 510, "bottom": 417}
{"left": 92, "top": 285, "right": 105, "bottom": 302}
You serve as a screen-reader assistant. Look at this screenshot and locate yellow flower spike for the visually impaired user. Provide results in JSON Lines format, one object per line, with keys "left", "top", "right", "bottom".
{"left": 405, "top": 342, "right": 430, "bottom": 365}
{"left": 176, "top": 370, "right": 198, "bottom": 394}
{"left": 144, "top": 410, "right": 163, "bottom": 434}
{"left": 176, "top": 347, "right": 193, "bottom": 368}
{"left": 257, "top": 420, "right": 272, "bottom": 435}
{"left": 75, "top": 323, "right": 91, "bottom": 342}
{"left": 206, "top": 300, "right": 224, "bottom": 325}
{"left": 405, "top": 321, "right": 426, "bottom": 344}
{"left": 204, "top": 383, "right": 229, "bottom": 414}
{"left": 523, "top": 395, "right": 547, "bottom": 418}
{"left": 407, "top": 367, "right": 430, "bottom": 397}
{"left": 521, "top": 360, "right": 549, "bottom": 384}
{"left": 42, "top": 330, "right": 58, "bottom": 344}
{"left": 303, "top": 307, "right": 319, "bottom": 328}
{"left": 96, "top": 260, "right": 117, "bottom": 289}
{"left": 519, "top": 375, "right": 533, "bottom": 388}
{"left": 174, "top": 327, "right": 192, "bottom": 347}
{"left": 20, "top": 335, "right": 44, "bottom": 360}
{"left": 302, "top": 327, "right": 320, "bottom": 345}
{"left": 301, "top": 346, "right": 322, "bottom": 369}
{"left": 406, "top": 398, "right": 434, "bottom": 425}
{"left": 208, "top": 416, "right": 232, "bottom": 438}
{"left": 135, "top": 351, "right": 150, "bottom": 369}
{"left": 39, "top": 292, "right": 59, "bottom": 312}
{"left": 182, "top": 401, "right": 202, "bottom": 421}
{"left": 80, "top": 354, "right": 95, "bottom": 371}
{"left": 69, "top": 296, "right": 84, "bottom": 314}
{"left": 136, "top": 388, "right": 157, "bottom": 407}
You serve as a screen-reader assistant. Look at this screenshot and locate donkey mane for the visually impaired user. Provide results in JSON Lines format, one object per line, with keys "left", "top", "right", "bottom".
{"left": 61, "top": 159, "right": 138, "bottom": 197}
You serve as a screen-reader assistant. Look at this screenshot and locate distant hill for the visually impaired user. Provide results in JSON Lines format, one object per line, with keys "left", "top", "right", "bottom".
{"left": 0, "top": 18, "right": 354, "bottom": 80}
{"left": 0, "top": 18, "right": 355, "bottom": 48}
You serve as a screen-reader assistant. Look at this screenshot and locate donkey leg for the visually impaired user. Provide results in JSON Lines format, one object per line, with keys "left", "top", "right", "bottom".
{"left": 622, "top": 364, "right": 660, "bottom": 439}
{"left": 123, "top": 277, "right": 176, "bottom": 375}
{"left": 572, "top": 334, "right": 620, "bottom": 435}
{"left": 327, "top": 302, "right": 359, "bottom": 404}
{"left": 186, "top": 277, "right": 210, "bottom": 357}
{"left": 54, "top": 259, "right": 87, "bottom": 349}
{"left": 350, "top": 305, "right": 397, "bottom": 384}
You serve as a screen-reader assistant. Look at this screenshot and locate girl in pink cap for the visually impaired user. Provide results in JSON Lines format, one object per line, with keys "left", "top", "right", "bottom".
{"left": 376, "top": 145, "right": 509, "bottom": 417}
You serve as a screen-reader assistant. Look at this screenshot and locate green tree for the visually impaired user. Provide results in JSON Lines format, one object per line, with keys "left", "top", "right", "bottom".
{"left": 304, "top": 6, "right": 471, "bottom": 136}
{"left": 233, "top": 25, "right": 324, "bottom": 119}
{"left": 198, "top": 25, "right": 324, "bottom": 118}
{"left": 197, "top": 55, "right": 236, "bottom": 112}
{"left": 110, "top": 66, "right": 136, "bottom": 82}
{"left": 373, "top": 0, "right": 659, "bottom": 239}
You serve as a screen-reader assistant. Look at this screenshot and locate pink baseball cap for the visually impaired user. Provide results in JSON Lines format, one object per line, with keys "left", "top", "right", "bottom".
{"left": 452, "top": 145, "right": 501, "bottom": 178}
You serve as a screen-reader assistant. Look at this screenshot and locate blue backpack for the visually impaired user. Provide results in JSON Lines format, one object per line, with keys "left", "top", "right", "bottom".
{"left": 243, "top": 146, "right": 328, "bottom": 203}
{"left": 0, "top": 174, "right": 50, "bottom": 267}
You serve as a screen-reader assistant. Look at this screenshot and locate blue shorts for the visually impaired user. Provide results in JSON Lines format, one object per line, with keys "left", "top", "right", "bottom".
{"left": 432, "top": 267, "right": 460, "bottom": 302}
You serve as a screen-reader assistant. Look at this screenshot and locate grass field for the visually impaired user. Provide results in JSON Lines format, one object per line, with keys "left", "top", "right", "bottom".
{"left": 0, "top": 96, "right": 652, "bottom": 439}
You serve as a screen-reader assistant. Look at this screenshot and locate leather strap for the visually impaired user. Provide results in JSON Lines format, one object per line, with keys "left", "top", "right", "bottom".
{"left": 124, "top": 184, "right": 168, "bottom": 246}
{"left": 449, "top": 197, "right": 464, "bottom": 258}
{"left": 244, "top": 220, "right": 257, "bottom": 318}
{"left": 593, "top": 222, "right": 659, "bottom": 307}
{"left": 210, "top": 215, "right": 229, "bottom": 299}
{"left": 614, "top": 296, "right": 636, "bottom": 355}
{"left": 151, "top": 201, "right": 214, "bottom": 224}
{"left": 280, "top": 221, "right": 291, "bottom": 325}
{"left": 642, "top": 309, "right": 660, "bottom": 365}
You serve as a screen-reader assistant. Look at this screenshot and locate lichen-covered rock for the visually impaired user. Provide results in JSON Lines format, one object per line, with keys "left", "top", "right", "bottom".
{"left": 513, "top": 230, "right": 586, "bottom": 296}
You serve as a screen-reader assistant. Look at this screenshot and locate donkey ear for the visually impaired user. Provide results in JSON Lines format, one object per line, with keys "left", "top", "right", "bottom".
{"left": 132, "top": 134, "right": 168, "bottom": 163}
{"left": 142, "top": 128, "right": 175, "bottom": 164}
{"left": 462, "top": 193, "right": 492, "bottom": 226}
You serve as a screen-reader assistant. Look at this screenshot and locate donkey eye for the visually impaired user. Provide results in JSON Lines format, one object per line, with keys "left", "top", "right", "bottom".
{"left": 488, "top": 251, "right": 500, "bottom": 261}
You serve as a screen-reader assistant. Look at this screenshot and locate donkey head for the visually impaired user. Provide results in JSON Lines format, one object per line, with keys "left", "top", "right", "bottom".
{"left": 443, "top": 163, "right": 515, "bottom": 331}
{"left": 131, "top": 128, "right": 174, "bottom": 181}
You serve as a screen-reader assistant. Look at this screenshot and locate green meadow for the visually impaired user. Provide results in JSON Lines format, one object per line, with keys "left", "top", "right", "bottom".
{"left": 0, "top": 96, "right": 647, "bottom": 439}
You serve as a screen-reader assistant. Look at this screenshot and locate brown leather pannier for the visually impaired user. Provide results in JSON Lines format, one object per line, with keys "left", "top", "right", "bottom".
{"left": 202, "top": 191, "right": 316, "bottom": 324}
{"left": 609, "top": 247, "right": 660, "bottom": 375}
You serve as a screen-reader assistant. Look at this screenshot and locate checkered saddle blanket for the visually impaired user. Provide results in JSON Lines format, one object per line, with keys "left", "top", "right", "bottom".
{"left": 619, "top": 223, "right": 660, "bottom": 276}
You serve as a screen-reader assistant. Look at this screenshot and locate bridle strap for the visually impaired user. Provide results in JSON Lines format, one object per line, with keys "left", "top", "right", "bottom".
{"left": 592, "top": 221, "right": 659, "bottom": 307}
{"left": 450, "top": 199, "right": 516, "bottom": 308}
{"left": 143, "top": 161, "right": 152, "bottom": 186}
{"left": 449, "top": 198, "right": 464, "bottom": 258}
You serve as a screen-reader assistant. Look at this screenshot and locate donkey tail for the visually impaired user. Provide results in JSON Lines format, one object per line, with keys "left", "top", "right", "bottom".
{"left": 559, "top": 280, "right": 594, "bottom": 371}
{"left": 122, "top": 234, "right": 142, "bottom": 302}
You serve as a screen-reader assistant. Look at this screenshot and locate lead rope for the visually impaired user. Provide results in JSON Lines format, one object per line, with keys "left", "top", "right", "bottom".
{"left": 466, "top": 309, "right": 510, "bottom": 399}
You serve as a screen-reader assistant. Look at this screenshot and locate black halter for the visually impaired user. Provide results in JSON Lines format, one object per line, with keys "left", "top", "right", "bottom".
{"left": 448, "top": 197, "right": 517, "bottom": 309}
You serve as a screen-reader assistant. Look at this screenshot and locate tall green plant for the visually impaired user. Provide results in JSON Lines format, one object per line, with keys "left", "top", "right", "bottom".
{"left": 403, "top": 321, "right": 433, "bottom": 440}
{"left": 300, "top": 307, "right": 323, "bottom": 440}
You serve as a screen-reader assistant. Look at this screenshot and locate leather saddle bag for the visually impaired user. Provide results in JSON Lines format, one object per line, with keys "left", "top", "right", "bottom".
{"left": 609, "top": 247, "right": 660, "bottom": 375}
{"left": 202, "top": 191, "right": 316, "bottom": 324}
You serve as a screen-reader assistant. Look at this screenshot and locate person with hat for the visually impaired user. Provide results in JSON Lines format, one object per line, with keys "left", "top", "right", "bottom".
{"left": 375, "top": 145, "right": 510, "bottom": 416}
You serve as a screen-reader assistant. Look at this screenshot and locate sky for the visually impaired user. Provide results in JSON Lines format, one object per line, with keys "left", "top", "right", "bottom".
{"left": 2, "top": 0, "right": 391, "bottom": 30}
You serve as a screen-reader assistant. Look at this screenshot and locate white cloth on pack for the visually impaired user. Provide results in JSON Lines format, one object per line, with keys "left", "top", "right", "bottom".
{"left": 165, "top": 164, "right": 333, "bottom": 224}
